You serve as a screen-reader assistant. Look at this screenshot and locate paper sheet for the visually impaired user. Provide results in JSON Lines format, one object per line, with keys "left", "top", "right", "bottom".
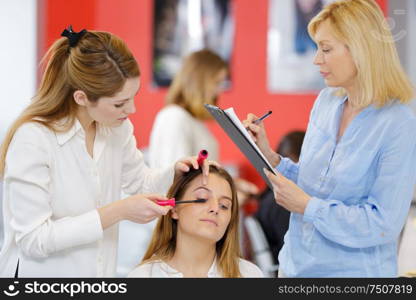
{"left": 223, "top": 107, "right": 277, "bottom": 173}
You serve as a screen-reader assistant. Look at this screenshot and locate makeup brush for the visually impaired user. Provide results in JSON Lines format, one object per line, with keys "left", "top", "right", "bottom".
{"left": 156, "top": 198, "right": 206, "bottom": 206}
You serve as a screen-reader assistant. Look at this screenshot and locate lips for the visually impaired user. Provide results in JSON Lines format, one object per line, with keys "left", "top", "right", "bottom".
{"left": 118, "top": 117, "right": 128, "bottom": 121}
{"left": 200, "top": 219, "right": 218, "bottom": 226}
{"left": 320, "top": 71, "right": 330, "bottom": 78}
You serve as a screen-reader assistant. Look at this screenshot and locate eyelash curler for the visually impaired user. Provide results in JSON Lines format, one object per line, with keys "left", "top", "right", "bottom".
{"left": 156, "top": 198, "right": 207, "bottom": 206}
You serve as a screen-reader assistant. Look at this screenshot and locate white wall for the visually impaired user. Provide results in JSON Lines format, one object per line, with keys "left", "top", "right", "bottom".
{"left": 0, "top": 0, "right": 37, "bottom": 139}
{"left": 407, "top": 0, "right": 416, "bottom": 113}
{"left": 389, "top": 0, "right": 416, "bottom": 113}
{"left": 0, "top": 0, "right": 37, "bottom": 248}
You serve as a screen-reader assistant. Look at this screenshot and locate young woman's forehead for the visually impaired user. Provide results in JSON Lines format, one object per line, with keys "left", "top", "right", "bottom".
{"left": 187, "top": 173, "right": 232, "bottom": 195}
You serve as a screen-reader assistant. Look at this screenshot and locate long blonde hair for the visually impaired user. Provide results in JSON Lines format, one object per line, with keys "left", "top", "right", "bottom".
{"left": 308, "top": 0, "right": 414, "bottom": 107}
{"left": 141, "top": 165, "right": 242, "bottom": 277}
{"left": 166, "top": 49, "right": 228, "bottom": 120}
{"left": 0, "top": 30, "right": 140, "bottom": 176}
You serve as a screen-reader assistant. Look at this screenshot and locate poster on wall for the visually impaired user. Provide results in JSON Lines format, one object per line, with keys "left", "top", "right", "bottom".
{"left": 152, "top": 0, "right": 234, "bottom": 88}
{"left": 267, "top": 0, "right": 335, "bottom": 94}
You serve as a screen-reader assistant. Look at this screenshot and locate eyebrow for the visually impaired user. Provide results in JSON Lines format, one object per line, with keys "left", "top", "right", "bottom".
{"left": 114, "top": 90, "right": 140, "bottom": 103}
{"left": 317, "top": 40, "right": 332, "bottom": 45}
{"left": 192, "top": 186, "right": 233, "bottom": 202}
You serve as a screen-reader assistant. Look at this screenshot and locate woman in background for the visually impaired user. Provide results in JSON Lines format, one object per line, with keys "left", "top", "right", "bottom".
{"left": 149, "top": 49, "right": 258, "bottom": 201}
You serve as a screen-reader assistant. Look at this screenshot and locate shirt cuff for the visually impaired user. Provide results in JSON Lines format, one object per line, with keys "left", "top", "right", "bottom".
{"left": 275, "top": 155, "right": 288, "bottom": 174}
{"left": 303, "top": 197, "right": 322, "bottom": 223}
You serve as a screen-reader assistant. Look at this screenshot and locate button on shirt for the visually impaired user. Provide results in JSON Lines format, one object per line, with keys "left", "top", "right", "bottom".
{"left": 277, "top": 88, "right": 416, "bottom": 277}
{"left": 127, "top": 258, "right": 264, "bottom": 278}
{"left": 0, "top": 119, "right": 174, "bottom": 277}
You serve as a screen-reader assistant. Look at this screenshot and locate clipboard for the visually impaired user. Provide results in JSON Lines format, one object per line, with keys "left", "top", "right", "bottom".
{"left": 204, "top": 104, "right": 277, "bottom": 189}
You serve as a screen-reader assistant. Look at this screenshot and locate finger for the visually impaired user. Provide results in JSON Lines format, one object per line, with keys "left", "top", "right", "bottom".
{"left": 146, "top": 194, "right": 169, "bottom": 201}
{"left": 247, "top": 113, "right": 258, "bottom": 123}
{"left": 160, "top": 206, "right": 172, "bottom": 215}
{"left": 149, "top": 200, "right": 170, "bottom": 215}
{"left": 178, "top": 162, "right": 190, "bottom": 172}
{"left": 248, "top": 123, "right": 260, "bottom": 133}
{"left": 208, "top": 160, "right": 221, "bottom": 168}
{"left": 191, "top": 156, "right": 199, "bottom": 169}
{"left": 263, "top": 168, "right": 280, "bottom": 186}
{"left": 202, "top": 160, "right": 210, "bottom": 185}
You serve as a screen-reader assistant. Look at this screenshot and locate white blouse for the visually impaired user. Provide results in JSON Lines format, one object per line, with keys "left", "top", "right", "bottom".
{"left": 148, "top": 105, "right": 219, "bottom": 168}
{"left": 127, "top": 258, "right": 264, "bottom": 278}
{"left": 0, "top": 119, "right": 173, "bottom": 277}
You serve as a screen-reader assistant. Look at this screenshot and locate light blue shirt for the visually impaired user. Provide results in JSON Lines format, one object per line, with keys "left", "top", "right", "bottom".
{"left": 277, "top": 88, "right": 416, "bottom": 277}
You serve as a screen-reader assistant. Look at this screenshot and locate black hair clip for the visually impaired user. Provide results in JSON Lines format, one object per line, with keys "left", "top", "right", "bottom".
{"left": 61, "top": 25, "right": 87, "bottom": 48}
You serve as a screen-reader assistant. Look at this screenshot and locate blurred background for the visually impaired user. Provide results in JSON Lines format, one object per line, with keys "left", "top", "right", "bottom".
{"left": 1, "top": 0, "right": 415, "bottom": 277}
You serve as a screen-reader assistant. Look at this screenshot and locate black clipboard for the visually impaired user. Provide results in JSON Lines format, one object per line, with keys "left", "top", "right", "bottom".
{"left": 204, "top": 104, "right": 277, "bottom": 189}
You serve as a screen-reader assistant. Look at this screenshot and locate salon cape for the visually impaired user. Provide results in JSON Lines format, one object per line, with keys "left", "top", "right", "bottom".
{"left": 0, "top": 119, "right": 174, "bottom": 277}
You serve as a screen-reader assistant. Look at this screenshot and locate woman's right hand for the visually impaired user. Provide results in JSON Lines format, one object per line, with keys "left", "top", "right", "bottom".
{"left": 121, "top": 194, "right": 172, "bottom": 224}
{"left": 242, "top": 113, "right": 281, "bottom": 167}
{"left": 98, "top": 194, "right": 172, "bottom": 229}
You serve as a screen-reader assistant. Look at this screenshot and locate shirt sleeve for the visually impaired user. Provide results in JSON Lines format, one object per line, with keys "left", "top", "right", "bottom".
{"left": 5, "top": 124, "right": 103, "bottom": 259}
{"left": 121, "top": 120, "right": 174, "bottom": 195}
{"left": 302, "top": 118, "right": 416, "bottom": 248}
{"left": 276, "top": 156, "right": 299, "bottom": 183}
{"left": 148, "top": 107, "right": 193, "bottom": 169}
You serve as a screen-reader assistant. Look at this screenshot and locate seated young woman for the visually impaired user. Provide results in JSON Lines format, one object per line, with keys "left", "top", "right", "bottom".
{"left": 128, "top": 165, "right": 264, "bottom": 277}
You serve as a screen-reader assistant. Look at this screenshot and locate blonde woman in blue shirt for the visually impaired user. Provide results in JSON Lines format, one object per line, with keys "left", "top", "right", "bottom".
{"left": 244, "top": 0, "right": 416, "bottom": 277}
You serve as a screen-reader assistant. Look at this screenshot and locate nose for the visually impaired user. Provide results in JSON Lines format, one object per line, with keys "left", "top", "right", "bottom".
{"left": 208, "top": 197, "right": 219, "bottom": 215}
{"left": 124, "top": 100, "right": 136, "bottom": 114}
{"left": 313, "top": 50, "right": 323, "bottom": 65}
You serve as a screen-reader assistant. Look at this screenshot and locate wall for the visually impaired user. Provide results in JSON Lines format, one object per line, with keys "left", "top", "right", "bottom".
{"left": 0, "top": 0, "right": 37, "bottom": 138}
{"left": 38, "top": 0, "right": 388, "bottom": 188}
{"left": 0, "top": 0, "right": 37, "bottom": 249}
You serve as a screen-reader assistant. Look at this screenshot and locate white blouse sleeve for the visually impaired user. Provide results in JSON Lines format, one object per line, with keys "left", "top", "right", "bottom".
{"left": 121, "top": 120, "right": 174, "bottom": 195}
{"left": 148, "top": 107, "right": 193, "bottom": 169}
{"left": 5, "top": 123, "right": 103, "bottom": 259}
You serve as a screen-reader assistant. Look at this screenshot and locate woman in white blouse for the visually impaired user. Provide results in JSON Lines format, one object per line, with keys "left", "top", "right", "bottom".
{"left": 0, "top": 27, "right": 211, "bottom": 277}
{"left": 128, "top": 165, "right": 263, "bottom": 277}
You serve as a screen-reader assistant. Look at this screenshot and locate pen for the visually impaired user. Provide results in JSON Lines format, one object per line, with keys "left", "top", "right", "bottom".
{"left": 253, "top": 110, "right": 272, "bottom": 125}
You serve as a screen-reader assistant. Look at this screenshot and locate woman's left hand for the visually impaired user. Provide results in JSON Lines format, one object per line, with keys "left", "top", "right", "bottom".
{"left": 174, "top": 156, "right": 221, "bottom": 185}
{"left": 264, "top": 169, "right": 311, "bottom": 214}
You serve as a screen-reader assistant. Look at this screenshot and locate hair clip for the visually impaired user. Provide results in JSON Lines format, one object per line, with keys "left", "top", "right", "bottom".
{"left": 61, "top": 25, "right": 87, "bottom": 48}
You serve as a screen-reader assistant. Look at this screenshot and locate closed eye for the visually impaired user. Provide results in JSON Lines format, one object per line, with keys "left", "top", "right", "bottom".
{"left": 114, "top": 103, "right": 125, "bottom": 108}
{"left": 220, "top": 204, "right": 230, "bottom": 210}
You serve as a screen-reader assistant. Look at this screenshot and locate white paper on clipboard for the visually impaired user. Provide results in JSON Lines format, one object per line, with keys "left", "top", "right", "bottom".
{"left": 223, "top": 108, "right": 277, "bottom": 174}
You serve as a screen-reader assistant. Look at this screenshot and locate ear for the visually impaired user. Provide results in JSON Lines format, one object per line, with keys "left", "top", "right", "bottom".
{"left": 73, "top": 90, "right": 89, "bottom": 107}
{"left": 171, "top": 207, "right": 179, "bottom": 220}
